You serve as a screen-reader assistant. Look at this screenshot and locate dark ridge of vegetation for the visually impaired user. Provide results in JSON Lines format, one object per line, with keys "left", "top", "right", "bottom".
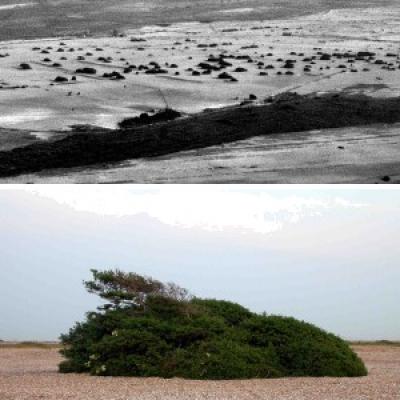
{"left": 59, "top": 269, "right": 367, "bottom": 379}
{"left": 1, "top": 92, "right": 400, "bottom": 177}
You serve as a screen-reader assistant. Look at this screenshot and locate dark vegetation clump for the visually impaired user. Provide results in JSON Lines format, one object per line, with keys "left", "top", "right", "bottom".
{"left": 19, "top": 63, "right": 31, "bottom": 70}
{"left": 145, "top": 68, "right": 168, "bottom": 74}
{"left": 54, "top": 76, "right": 68, "bottom": 83}
{"left": 59, "top": 269, "right": 368, "bottom": 379}
{"left": 118, "top": 108, "right": 181, "bottom": 129}
{"left": 103, "top": 71, "right": 125, "bottom": 80}
{"left": 75, "top": 67, "right": 97, "bottom": 74}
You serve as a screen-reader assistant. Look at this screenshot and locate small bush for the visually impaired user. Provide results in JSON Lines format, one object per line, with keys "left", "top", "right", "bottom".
{"left": 118, "top": 109, "right": 181, "bottom": 129}
{"left": 19, "top": 63, "right": 31, "bottom": 70}
{"left": 54, "top": 76, "right": 68, "bottom": 83}
{"left": 59, "top": 269, "right": 367, "bottom": 379}
{"left": 75, "top": 67, "right": 96, "bottom": 74}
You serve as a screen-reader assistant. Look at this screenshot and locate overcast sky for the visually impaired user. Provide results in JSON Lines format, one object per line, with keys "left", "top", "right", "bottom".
{"left": 0, "top": 185, "right": 399, "bottom": 341}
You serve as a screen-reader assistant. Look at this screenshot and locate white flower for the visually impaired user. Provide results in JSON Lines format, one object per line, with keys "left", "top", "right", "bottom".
{"left": 95, "top": 365, "right": 106, "bottom": 375}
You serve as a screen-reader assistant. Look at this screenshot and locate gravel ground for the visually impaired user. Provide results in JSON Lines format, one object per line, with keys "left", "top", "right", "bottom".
{"left": 0, "top": 345, "right": 399, "bottom": 400}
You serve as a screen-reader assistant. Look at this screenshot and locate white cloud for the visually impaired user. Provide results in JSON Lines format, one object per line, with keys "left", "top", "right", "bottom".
{"left": 2, "top": 185, "right": 368, "bottom": 235}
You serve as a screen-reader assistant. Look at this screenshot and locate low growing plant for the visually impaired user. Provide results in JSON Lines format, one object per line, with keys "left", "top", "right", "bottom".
{"left": 59, "top": 269, "right": 367, "bottom": 379}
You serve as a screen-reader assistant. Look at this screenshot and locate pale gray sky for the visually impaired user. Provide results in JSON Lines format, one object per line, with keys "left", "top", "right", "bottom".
{"left": 0, "top": 185, "right": 399, "bottom": 341}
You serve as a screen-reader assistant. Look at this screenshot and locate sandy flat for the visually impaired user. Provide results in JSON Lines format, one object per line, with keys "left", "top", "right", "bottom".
{"left": 2, "top": 124, "right": 399, "bottom": 184}
{"left": 1, "top": 6, "right": 400, "bottom": 134}
{"left": 0, "top": 345, "right": 399, "bottom": 400}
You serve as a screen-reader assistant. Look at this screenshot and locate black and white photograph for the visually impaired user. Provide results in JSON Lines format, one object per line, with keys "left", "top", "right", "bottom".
{"left": 0, "top": 0, "right": 399, "bottom": 182}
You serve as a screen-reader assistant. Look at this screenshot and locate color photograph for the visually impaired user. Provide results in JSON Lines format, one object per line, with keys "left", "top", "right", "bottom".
{"left": 0, "top": 185, "right": 399, "bottom": 399}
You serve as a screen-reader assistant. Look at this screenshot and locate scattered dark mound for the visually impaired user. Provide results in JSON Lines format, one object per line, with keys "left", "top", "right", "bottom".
{"left": 103, "top": 71, "right": 125, "bottom": 80}
{"left": 54, "top": 76, "right": 68, "bottom": 82}
{"left": 145, "top": 68, "right": 168, "bottom": 74}
{"left": 19, "top": 63, "right": 31, "bottom": 70}
{"left": 75, "top": 67, "right": 97, "bottom": 74}
{"left": 217, "top": 71, "right": 237, "bottom": 81}
{"left": 59, "top": 269, "right": 367, "bottom": 379}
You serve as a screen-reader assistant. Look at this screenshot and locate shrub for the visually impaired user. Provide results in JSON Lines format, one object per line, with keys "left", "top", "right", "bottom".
{"left": 19, "top": 63, "right": 31, "bottom": 70}
{"left": 75, "top": 67, "right": 96, "bottom": 74}
{"left": 118, "top": 109, "right": 181, "bottom": 129}
{"left": 59, "top": 269, "right": 367, "bottom": 379}
{"left": 54, "top": 76, "right": 68, "bottom": 83}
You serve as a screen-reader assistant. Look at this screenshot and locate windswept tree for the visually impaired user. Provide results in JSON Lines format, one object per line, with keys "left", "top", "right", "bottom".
{"left": 84, "top": 269, "right": 191, "bottom": 310}
{"left": 59, "top": 269, "right": 368, "bottom": 379}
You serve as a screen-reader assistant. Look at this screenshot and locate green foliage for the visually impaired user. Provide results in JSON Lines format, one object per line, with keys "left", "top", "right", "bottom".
{"left": 242, "top": 315, "right": 367, "bottom": 377}
{"left": 59, "top": 269, "right": 367, "bottom": 379}
{"left": 191, "top": 298, "right": 253, "bottom": 326}
{"left": 84, "top": 269, "right": 190, "bottom": 310}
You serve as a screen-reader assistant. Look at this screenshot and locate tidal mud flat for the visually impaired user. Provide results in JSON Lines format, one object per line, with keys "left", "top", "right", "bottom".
{"left": 0, "top": 344, "right": 399, "bottom": 400}
{"left": 0, "top": 6, "right": 400, "bottom": 182}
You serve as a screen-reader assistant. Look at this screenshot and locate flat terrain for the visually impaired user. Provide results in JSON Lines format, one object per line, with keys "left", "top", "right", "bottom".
{"left": 0, "top": 0, "right": 397, "bottom": 41}
{"left": 2, "top": 6, "right": 400, "bottom": 133}
{"left": 0, "top": 344, "right": 399, "bottom": 399}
